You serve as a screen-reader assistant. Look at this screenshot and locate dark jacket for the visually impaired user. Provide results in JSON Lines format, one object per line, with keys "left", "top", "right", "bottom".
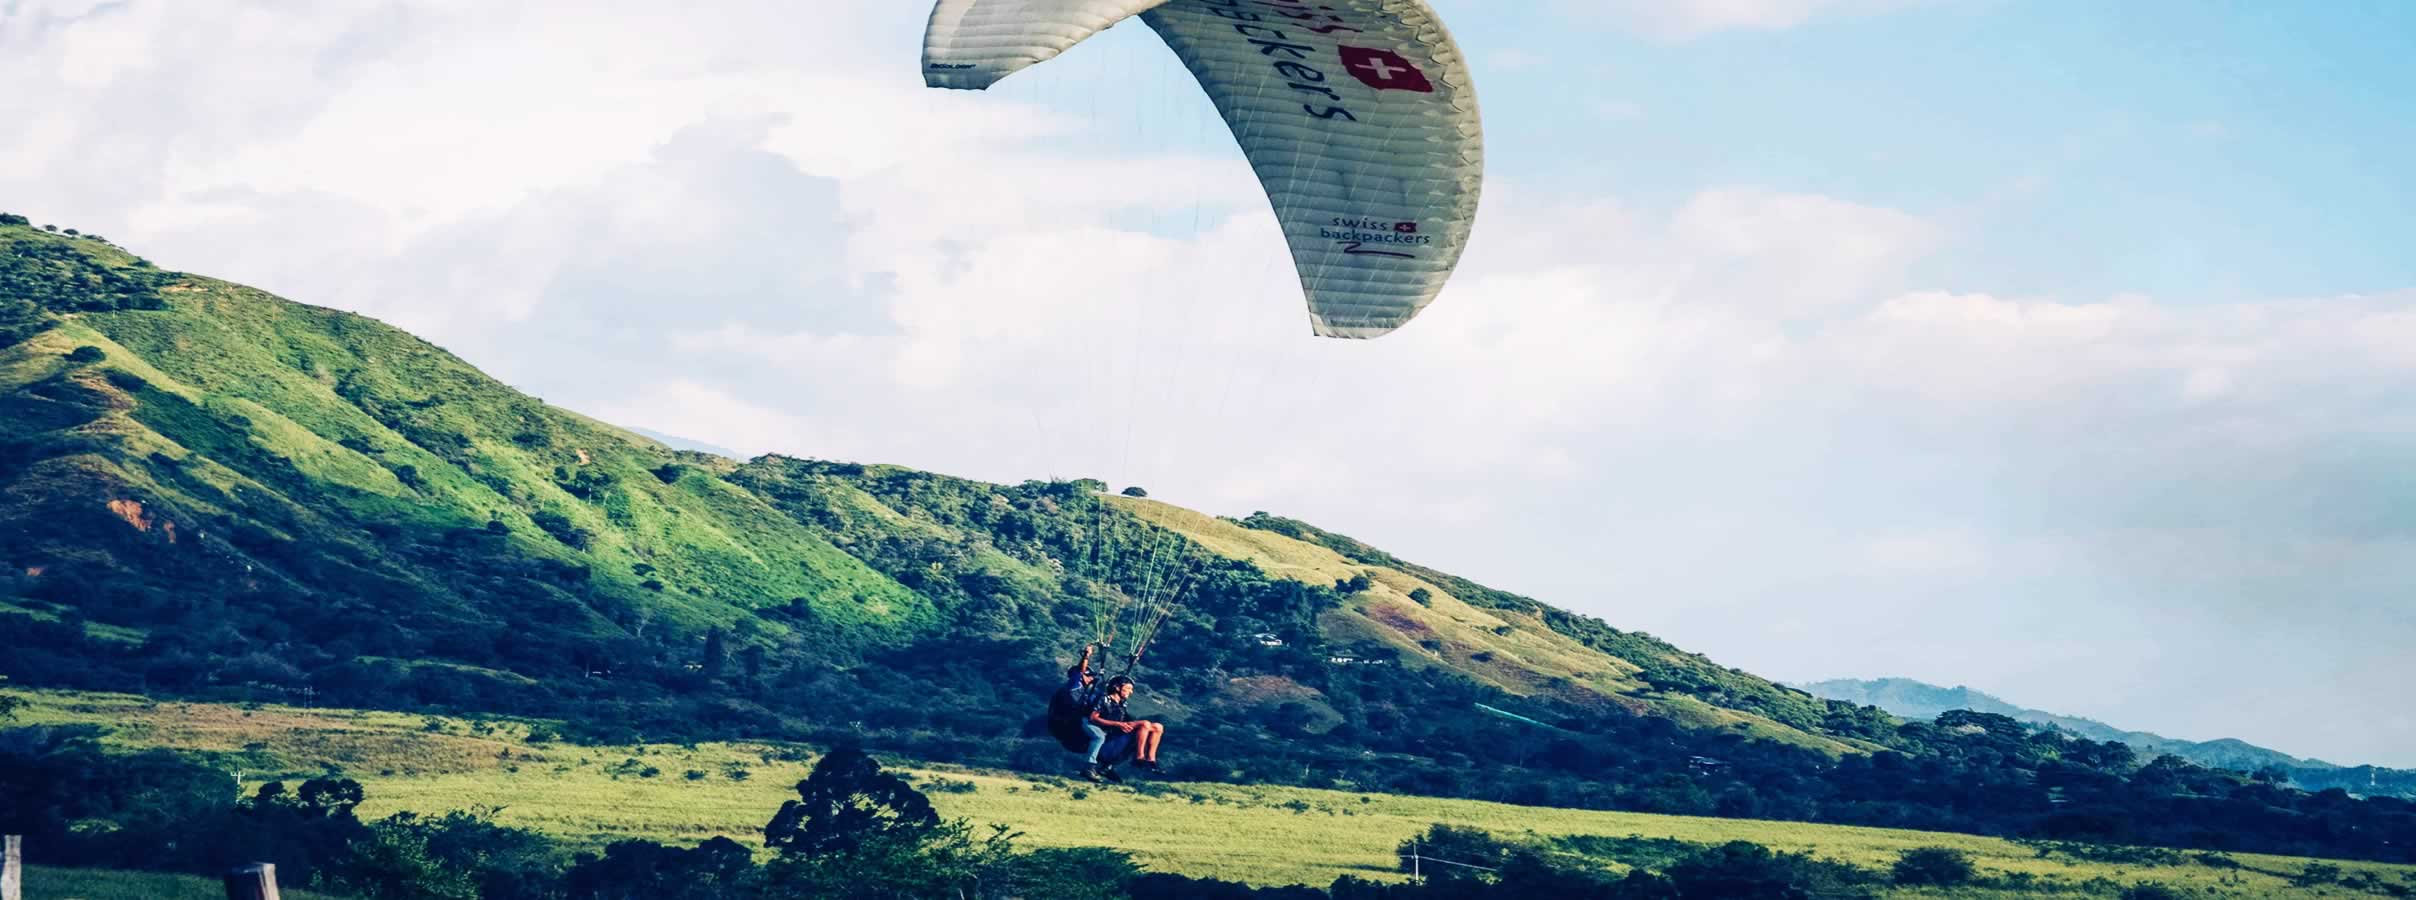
{"left": 1045, "top": 671, "right": 1099, "bottom": 751}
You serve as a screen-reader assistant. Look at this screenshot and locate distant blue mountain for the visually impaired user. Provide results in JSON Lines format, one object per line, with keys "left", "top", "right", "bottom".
{"left": 1795, "top": 677, "right": 2415, "bottom": 800}
{"left": 624, "top": 426, "right": 740, "bottom": 459}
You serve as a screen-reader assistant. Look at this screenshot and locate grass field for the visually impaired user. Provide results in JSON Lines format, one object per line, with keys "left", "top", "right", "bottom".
{"left": 19, "top": 865, "right": 344, "bottom": 900}
{"left": 14, "top": 689, "right": 2416, "bottom": 896}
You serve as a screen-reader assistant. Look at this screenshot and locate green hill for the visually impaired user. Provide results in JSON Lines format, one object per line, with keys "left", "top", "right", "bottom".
{"left": 0, "top": 215, "right": 1875, "bottom": 766}
{"left": 7, "top": 217, "right": 2415, "bottom": 868}
{"left": 1, "top": 222, "right": 932, "bottom": 657}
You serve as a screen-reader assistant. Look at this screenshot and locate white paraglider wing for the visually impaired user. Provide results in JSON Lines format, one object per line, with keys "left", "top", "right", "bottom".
{"left": 1140, "top": 1, "right": 1481, "bottom": 338}
{"left": 923, "top": 0, "right": 1484, "bottom": 339}
{"left": 923, "top": 0, "right": 1168, "bottom": 90}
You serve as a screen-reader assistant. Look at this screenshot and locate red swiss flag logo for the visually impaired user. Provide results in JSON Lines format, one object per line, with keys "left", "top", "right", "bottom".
{"left": 1339, "top": 46, "right": 1435, "bottom": 93}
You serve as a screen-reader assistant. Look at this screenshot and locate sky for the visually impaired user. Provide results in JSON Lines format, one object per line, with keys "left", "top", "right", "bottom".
{"left": 5, "top": 0, "right": 2412, "bottom": 767}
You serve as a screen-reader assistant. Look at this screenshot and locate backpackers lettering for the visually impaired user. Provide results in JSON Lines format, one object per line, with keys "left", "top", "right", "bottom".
{"left": 1197, "top": 0, "right": 1376, "bottom": 122}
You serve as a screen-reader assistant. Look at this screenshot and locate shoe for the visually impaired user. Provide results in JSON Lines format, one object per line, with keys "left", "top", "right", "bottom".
{"left": 1101, "top": 765, "right": 1124, "bottom": 784}
{"left": 1081, "top": 764, "right": 1103, "bottom": 783}
{"left": 1136, "top": 759, "right": 1160, "bottom": 773}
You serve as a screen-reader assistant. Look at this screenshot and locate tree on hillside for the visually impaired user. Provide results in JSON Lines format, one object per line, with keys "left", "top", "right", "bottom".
{"left": 701, "top": 627, "right": 727, "bottom": 679}
{"left": 757, "top": 746, "right": 1120, "bottom": 899}
{"left": 232, "top": 776, "right": 372, "bottom": 885}
{"left": 317, "top": 816, "right": 480, "bottom": 900}
{"left": 1937, "top": 709, "right": 2028, "bottom": 741}
{"left": 1664, "top": 842, "right": 1814, "bottom": 899}
{"left": 66, "top": 345, "right": 105, "bottom": 364}
{"left": 763, "top": 747, "right": 939, "bottom": 856}
{"left": 563, "top": 836, "right": 758, "bottom": 900}
{"left": 1891, "top": 847, "right": 1976, "bottom": 886}
{"left": 1398, "top": 824, "right": 1512, "bottom": 882}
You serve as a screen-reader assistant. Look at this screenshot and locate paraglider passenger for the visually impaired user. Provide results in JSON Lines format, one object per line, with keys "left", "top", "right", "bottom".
{"left": 1049, "top": 645, "right": 1109, "bottom": 778}
{"left": 1088, "top": 675, "right": 1165, "bottom": 780}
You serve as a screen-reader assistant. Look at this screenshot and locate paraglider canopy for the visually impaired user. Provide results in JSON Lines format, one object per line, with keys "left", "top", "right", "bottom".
{"left": 922, "top": 0, "right": 1485, "bottom": 339}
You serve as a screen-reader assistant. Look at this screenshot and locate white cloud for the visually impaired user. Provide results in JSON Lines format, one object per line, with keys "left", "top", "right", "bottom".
{"left": 1669, "top": 189, "right": 1939, "bottom": 315}
{"left": 593, "top": 380, "right": 816, "bottom": 459}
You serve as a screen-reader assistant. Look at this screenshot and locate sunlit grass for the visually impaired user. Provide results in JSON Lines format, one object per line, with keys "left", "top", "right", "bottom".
{"left": 20, "top": 865, "right": 345, "bottom": 900}
{"left": 16, "top": 689, "right": 2416, "bottom": 894}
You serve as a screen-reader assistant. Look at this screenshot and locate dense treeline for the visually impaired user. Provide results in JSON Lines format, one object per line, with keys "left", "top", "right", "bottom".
{"left": 4, "top": 217, "right": 2415, "bottom": 868}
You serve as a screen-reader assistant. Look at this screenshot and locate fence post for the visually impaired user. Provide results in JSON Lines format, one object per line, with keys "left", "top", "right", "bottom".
{"left": 1411, "top": 839, "right": 1421, "bottom": 880}
{"left": 3, "top": 835, "right": 21, "bottom": 900}
{"left": 223, "top": 863, "right": 281, "bottom": 900}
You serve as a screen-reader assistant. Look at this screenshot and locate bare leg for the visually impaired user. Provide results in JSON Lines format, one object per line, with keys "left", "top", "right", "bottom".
{"left": 1139, "top": 721, "right": 1164, "bottom": 761}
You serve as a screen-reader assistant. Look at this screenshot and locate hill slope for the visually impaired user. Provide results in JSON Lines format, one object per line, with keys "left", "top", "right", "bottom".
{"left": 1797, "top": 677, "right": 2416, "bottom": 799}
{"left": 8, "top": 217, "right": 2415, "bottom": 864}
{"left": 1, "top": 223, "right": 932, "bottom": 663}
{"left": 0, "top": 215, "right": 1869, "bottom": 762}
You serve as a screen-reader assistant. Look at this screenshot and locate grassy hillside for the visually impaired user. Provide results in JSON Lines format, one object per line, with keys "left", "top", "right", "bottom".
{"left": 1, "top": 216, "right": 1913, "bottom": 815}
{"left": 8, "top": 218, "right": 2416, "bottom": 870}
{"left": 0, "top": 224, "right": 924, "bottom": 646}
{"left": 1125, "top": 501, "right": 1872, "bottom": 756}
{"left": 16, "top": 689, "right": 2416, "bottom": 897}
{"left": 0, "top": 219, "right": 1841, "bottom": 743}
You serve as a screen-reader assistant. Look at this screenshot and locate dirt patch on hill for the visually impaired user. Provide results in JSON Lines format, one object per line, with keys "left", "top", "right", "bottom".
{"left": 1220, "top": 675, "right": 1325, "bottom": 706}
{"left": 107, "top": 498, "right": 152, "bottom": 531}
{"left": 87, "top": 701, "right": 535, "bottom": 776}
{"left": 1362, "top": 600, "right": 1439, "bottom": 639}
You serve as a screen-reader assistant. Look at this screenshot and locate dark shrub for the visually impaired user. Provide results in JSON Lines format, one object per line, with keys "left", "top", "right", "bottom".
{"left": 1892, "top": 847, "right": 1977, "bottom": 885}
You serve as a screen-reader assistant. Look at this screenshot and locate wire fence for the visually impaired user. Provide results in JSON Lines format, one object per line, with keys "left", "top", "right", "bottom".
{"left": 1404, "top": 840, "right": 1500, "bottom": 879}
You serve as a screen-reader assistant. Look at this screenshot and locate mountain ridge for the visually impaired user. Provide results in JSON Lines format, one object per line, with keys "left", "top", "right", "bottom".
{"left": 1796, "top": 676, "right": 2416, "bottom": 799}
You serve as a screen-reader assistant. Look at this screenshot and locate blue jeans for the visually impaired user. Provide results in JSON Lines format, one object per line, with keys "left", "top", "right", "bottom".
{"left": 1083, "top": 722, "right": 1108, "bottom": 764}
{"left": 1097, "top": 730, "right": 1138, "bottom": 766}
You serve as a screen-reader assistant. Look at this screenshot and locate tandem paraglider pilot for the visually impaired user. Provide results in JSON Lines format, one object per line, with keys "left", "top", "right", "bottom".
{"left": 1086, "top": 675, "right": 1164, "bottom": 783}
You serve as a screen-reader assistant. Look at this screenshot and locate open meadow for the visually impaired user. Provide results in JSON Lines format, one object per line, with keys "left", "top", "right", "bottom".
{"left": 16, "top": 689, "right": 2416, "bottom": 896}
{"left": 17, "top": 866, "right": 346, "bottom": 900}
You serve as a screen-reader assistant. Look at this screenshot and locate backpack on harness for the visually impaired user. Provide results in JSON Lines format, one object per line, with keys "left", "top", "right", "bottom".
{"left": 1045, "top": 685, "right": 1093, "bottom": 753}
